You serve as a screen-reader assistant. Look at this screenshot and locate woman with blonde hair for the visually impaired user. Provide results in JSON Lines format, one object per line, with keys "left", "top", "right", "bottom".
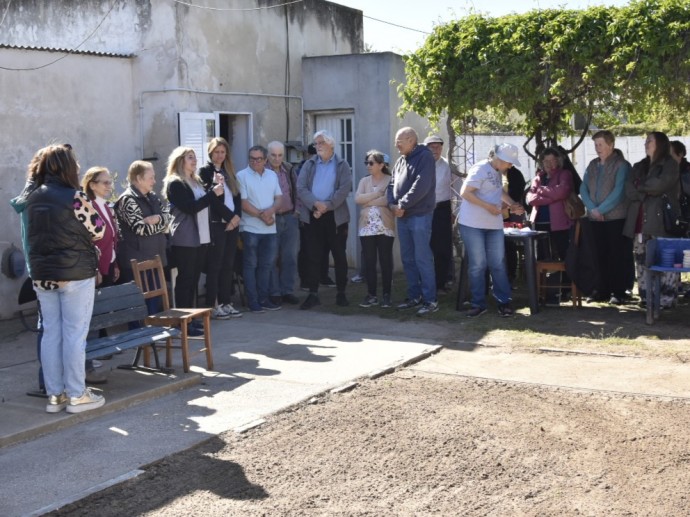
{"left": 164, "top": 147, "right": 223, "bottom": 321}
{"left": 199, "top": 137, "right": 242, "bottom": 319}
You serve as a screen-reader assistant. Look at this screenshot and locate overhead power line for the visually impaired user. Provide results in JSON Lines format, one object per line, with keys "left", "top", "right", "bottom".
{"left": 0, "top": 0, "right": 119, "bottom": 71}
{"left": 173, "top": 0, "right": 429, "bottom": 34}
{"left": 362, "top": 14, "right": 429, "bottom": 35}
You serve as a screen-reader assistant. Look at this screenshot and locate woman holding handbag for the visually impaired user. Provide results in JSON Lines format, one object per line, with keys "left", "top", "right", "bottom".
{"left": 624, "top": 131, "right": 680, "bottom": 308}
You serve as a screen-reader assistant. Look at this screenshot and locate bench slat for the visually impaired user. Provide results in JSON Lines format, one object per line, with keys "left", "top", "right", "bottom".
{"left": 84, "top": 284, "right": 181, "bottom": 368}
{"left": 89, "top": 306, "right": 149, "bottom": 331}
{"left": 93, "top": 283, "right": 146, "bottom": 314}
{"left": 86, "top": 327, "right": 180, "bottom": 360}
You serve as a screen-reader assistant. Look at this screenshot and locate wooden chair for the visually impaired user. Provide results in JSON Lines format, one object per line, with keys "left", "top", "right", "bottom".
{"left": 536, "top": 221, "right": 582, "bottom": 307}
{"left": 130, "top": 256, "right": 213, "bottom": 373}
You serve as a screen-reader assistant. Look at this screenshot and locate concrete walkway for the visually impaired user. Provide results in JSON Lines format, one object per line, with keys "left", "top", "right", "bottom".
{"left": 1, "top": 306, "right": 689, "bottom": 516}
{"left": 0, "top": 308, "right": 445, "bottom": 517}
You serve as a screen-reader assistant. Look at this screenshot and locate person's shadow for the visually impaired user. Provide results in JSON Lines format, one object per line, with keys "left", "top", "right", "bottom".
{"left": 49, "top": 436, "right": 268, "bottom": 515}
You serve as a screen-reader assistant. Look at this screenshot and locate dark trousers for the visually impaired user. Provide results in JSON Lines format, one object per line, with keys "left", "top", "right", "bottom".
{"left": 304, "top": 211, "right": 348, "bottom": 293}
{"left": 205, "top": 223, "right": 238, "bottom": 307}
{"left": 591, "top": 219, "right": 631, "bottom": 298}
{"left": 172, "top": 245, "right": 208, "bottom": 308}
{"left": 430, "top": 200, "right": 453, "bottom": 289}
{"left": 299, "top": 222, "right": 332, "bottom": 284}
{"left": 361, "top": 234, "right": 394, "bottom": 297}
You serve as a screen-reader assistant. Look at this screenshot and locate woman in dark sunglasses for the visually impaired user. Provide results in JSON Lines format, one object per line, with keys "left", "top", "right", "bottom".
{"left": 355, "top": 150, "right": 395, "bottom": 308}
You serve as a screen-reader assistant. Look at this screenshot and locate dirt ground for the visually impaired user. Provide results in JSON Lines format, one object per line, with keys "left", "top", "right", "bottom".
{"left": 51, "top": 367, "right": 690, "bottom": 517}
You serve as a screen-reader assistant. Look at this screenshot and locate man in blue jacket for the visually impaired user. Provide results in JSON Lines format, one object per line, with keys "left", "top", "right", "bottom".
{"left": 387, "top": 127, "right": 438, "bottom": 315}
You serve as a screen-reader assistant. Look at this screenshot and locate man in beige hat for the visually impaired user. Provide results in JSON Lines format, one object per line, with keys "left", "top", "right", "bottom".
{"left": 424, "top": 134, "right": 454, "bottom": 293}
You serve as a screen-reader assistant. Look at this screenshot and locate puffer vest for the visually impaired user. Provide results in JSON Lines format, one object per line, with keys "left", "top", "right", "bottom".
{"left": 585, "top": 151, "right": 629, "bottom": 220}
{"left": 27, "top": 177, "right": 97, "bottom": 281}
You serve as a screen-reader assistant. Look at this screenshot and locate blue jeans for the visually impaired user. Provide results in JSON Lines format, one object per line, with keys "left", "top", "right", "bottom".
{"left": 35, "top": 277, "right": 96, "bottom": 398}
{"left": 459, "top": 225, "right": 512, "bottom": 308}
{"left": 269, "top": 214, "right": 300, "bottom": 296}
{"left": 397, "top": 213, "right": 436, "bottom": 303}
{"left": 242, "top": 231, "right": 278, "bottom": 307}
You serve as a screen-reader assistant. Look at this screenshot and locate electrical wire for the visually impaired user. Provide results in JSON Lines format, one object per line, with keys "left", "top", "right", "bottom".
{"left": 171, "top": 0, "right": 429, "bottom": 35}
{"left": 362, "top": 14, "right": 429, "bottom": 35}
{"left": 0, "top": 0, "right": 12, "bottom": 31}
{"left": 0, "top": 0, "right": 119, "bottom": 71}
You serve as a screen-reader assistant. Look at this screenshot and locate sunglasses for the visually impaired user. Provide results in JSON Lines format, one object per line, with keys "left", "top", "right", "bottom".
{"left": 364, "top": 160, "right": 379, "bottom": 166}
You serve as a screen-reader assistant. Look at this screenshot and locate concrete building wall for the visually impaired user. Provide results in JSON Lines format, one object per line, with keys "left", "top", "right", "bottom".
{"left": 1, "top": 48, "right": 136, "bottom": 319}
{"left": 0, "top": 0, "right": 362, "bottom": 319}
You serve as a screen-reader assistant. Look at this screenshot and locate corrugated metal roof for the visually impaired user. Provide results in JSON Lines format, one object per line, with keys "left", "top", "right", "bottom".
{"left": 0, "top": 43, "right": 132, "bottom": 58}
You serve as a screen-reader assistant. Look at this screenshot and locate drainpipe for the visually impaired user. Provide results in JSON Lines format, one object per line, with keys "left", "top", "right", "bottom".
{"left": 138, "top": 88, "right": 304, "bottom": 158}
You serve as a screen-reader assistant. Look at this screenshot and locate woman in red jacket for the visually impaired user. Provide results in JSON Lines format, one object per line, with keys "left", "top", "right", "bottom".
{"left": 82, "top": 167, "right": 120, "bottom": 287}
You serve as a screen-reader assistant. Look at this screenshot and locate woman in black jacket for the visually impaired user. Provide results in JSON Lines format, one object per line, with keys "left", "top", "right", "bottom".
{"left": 163, "top": 147, "right": 223, "bottom": 316}
{"left": 199, "top": 137, "right": 242, "bottom": 319}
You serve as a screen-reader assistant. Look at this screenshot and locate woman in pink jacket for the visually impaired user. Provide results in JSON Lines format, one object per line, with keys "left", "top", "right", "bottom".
{"left": 527, "top": 148, "right": 574, "bottom": 259}
{"left": 526, "top": 148, "right": 574, "bottom": 303}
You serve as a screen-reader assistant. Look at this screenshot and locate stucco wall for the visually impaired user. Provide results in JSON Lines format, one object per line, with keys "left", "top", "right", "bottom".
{"left": 0, "top": 0, "right": 362, "bottom": 319}
{"left": 0, "top": 48, "right": 136, "bottom": 319}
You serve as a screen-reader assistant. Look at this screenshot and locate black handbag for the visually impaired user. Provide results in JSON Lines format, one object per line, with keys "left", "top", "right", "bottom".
{"left": 679, "top": 172, "right": 690, "bottom": 222}
{"left": 662, "top": 193, "right": 688, "bottom": 237}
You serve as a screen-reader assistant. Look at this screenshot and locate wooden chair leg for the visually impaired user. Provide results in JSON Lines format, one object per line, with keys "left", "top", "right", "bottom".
{"left": 143, "top": 346, "right": 151, "bottom": 368}
{"left": 165, "top": 336, "right": 173, "bottom": 368}
{"left": 179, "top": 324, "right": 191, "bottom": 373}
{"left": 202, "top": 313, "right": 213, "bottom": 371}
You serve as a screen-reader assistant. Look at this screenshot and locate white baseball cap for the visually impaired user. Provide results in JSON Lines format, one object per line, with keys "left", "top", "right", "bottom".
{"left": 495, "top": 143, "right": 521, "bottom": 167}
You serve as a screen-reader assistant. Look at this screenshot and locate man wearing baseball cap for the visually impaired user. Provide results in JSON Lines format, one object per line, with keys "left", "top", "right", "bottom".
{"left": 424, "top": 134, "right": 455, "bottom": 293}
{"left": 458, "top": 143, "right": 525, "bottom": 317}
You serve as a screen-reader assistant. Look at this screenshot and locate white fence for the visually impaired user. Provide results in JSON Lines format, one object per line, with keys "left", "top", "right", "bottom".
{"left": 453, "top": 134, "right": 690, "bottom": 182}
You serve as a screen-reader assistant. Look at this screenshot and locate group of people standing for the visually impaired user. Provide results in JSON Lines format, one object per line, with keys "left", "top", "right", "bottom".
{"left": 452, "top": 130, "right": 690, "bottom": 317}
{"left": 531, "top": 130, "right": 688, "bottom": 309}
{"left": 516, "top": 130, "right": 688, "bottom": 312}
{"left": 13, "top": 128, "right": 688, "bottom": 414}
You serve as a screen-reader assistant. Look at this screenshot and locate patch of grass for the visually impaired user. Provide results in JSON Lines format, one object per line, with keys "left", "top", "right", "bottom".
{"left": 315, "top": 269, "right": 690, "bottom": 359}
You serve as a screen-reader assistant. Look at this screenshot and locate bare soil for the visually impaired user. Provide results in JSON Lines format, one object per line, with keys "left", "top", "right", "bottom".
{"left": 51, "top": 369, "right": 690, "bottom": 516}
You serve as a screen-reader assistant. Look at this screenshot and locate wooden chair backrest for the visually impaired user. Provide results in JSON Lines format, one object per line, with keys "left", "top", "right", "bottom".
{"left": 130, "top": 255, "right": 171, "bottom": 311}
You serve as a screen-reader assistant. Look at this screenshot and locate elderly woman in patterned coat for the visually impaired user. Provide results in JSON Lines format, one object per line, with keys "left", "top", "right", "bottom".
{"left": 114, "top": 160, "right": 170, "bottom": 284}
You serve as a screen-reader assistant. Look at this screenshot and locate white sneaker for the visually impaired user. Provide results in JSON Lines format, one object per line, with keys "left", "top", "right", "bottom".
{"left": 220, "top": 303, "right": 242, "bottom": 318}
{"left": 211, "top": 306, "right": 231, "bottom": 320}
{"left": 66, "top": 388, "right": 105, "bottom": 414}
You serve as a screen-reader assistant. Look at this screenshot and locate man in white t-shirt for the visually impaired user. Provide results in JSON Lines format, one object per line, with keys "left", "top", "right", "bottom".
{"left": 237, "top": 145, "right": 283, "bottom": 313}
